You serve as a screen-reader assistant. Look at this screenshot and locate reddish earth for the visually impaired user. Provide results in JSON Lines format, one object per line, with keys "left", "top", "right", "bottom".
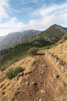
{"left": 49, "top": 40, "right": 67, "bottom": 62}
{"left": 13, "top": 53, "right": 67, "bottom": 101}
{"left": 0, "top": 41, "right": 67, "bottom": 101}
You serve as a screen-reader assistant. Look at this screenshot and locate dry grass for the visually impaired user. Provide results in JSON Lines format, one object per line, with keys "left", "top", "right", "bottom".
{"left": 49, "top": 40, "right": 67, "bottom": 62}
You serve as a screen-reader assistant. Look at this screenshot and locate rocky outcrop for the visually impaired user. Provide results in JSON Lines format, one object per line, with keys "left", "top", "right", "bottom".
{"left": 47, "top": 52, "right": 67, "bottom": 76}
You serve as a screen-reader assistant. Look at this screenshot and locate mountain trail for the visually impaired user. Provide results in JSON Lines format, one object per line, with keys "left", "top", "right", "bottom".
{"left": 0, "top": 48, "right": 67, "bottom": 101}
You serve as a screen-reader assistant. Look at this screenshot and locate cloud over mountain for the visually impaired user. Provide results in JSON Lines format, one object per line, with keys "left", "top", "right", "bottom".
{"left": 0, "top": 0, "right": 67, "bottom": 36}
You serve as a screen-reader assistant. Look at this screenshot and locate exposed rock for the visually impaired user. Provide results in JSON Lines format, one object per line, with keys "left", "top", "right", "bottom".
{"left": 24, "top": 71, "right": 33, "bottom": 75}
{"left": 15, "top": 91, "right": 20, "bottom": 96}
{"left": 56, "top": 75, "right": 59, "bottom": 78}
{"left": 32, "top": 82, "right": 38, "bottom": 92}
{"left": 26, "top": 81, "right": 30, "bottom": 86}
{"left": 18, "top": 72, "right": 24, "bottom": 77}
{"left": 39, "top": 99, "right": 42, "bottom": 101}
{"left": 47, "top": 52, "right": 67, "bottom": 76}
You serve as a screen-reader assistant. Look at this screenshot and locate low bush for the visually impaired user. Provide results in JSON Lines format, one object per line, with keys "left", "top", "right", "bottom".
{"left": 6, "top": 67, "right": 23, "bottom": 79}
{"left": 0, "top": 66, "right": 6, "bottom": 71}
{"left": 28, "top": 48, "right": 39, "bottom": 56}
{"left": 63, "top": 34, "right": 67, "bottom": 40}
{"left": 59, "top": 34, "right": 67, "bottom": 44}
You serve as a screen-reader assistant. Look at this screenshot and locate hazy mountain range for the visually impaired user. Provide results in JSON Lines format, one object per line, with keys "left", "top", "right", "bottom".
{"left": 0, "top": 30, "right": 41, "bottom": 50}
{"left": 0, "top": 36, "right": 4, "bottom": 42}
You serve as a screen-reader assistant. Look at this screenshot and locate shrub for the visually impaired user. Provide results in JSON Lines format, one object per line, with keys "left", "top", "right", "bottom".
{"left": 63, "top": 35, "right": 67, "bottom": 40}
{"left": 28, "top": 48, "right": 39, "bottom": 56}
{"left": 6, "top": 67, "right": 23, "bottom": 79}
{"left": 59, "top": 34, "right": 67, "bottom": 44}
{"left": 0, "top": 66, "right": 6, "bottom": 71}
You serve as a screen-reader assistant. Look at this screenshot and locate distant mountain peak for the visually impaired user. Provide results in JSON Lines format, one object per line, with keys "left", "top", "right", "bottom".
{"left": 50, "top": 24, "right": 62, "bottom": 27}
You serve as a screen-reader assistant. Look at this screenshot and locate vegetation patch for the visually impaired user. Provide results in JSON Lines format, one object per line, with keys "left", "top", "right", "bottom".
{"left": 28, "top": 48, "right": 39, "bottom": 56}
{"left": 6, "top": 67, "right": 23, "bottom": 79}
{"left": 59, "top": 34, "right": 67, "bottom": 44}
{"left": 0, "top": 66, "right": 6, "bottom": 71}
{"left": 63, "top": 34, "right": 67, "bottom": 40}
{"left": 1, "top": 25, "right": 67, "bottom": 71}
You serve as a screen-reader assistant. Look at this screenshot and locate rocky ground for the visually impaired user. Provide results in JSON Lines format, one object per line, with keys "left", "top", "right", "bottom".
{"left": 0, "top": 41, "right": 67, "bottom": 101}
{"left": 49, "top": 40, "right": 67, "bottom": 62}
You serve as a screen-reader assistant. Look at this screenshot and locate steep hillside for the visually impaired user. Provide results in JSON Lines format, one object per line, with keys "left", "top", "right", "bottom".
{"left": 0, "top": 24, "right": 67, "bottom": 71}
{"left": 0, "top": 36, "right": 4, "bottom": 42}
{"left": 0, "top": 40, "right": 67, "bottom": 101}
{"left": 39, "top": 24, "right": 67, "bottom": 44}
{"left": 0, "top": 24, "right": 67, "bottom": 100}
{"left": 0, "top": 24, "right": 67, "bottom": 51}
{"left": 49, "top": 40, "right": 67, "bottom": 62}
{"left": 0, "top": 30, "right": 41, "bottom": 50}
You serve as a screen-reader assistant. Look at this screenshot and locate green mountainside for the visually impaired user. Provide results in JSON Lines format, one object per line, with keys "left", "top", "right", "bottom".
{"left": 38, "top": 24, "right": 67, "bottom": 43}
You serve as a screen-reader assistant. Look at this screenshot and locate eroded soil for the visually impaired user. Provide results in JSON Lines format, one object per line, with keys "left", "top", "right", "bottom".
{"left": 0, "top": 48, "right": 67, "bottom": 101}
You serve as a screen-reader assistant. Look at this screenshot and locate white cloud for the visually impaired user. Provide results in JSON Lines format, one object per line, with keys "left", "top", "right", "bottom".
{"left": 0, "top": 0, "right": 9, "bottom": 22}
{"left": 0, "top": 17, "right": 25, "bottom": 36}
{"left": 28, "top": 3, "right": 67, "bottom": 29}
{"left": 0, "top": 2, "right": 67, "bottom": 36}
{"left": 24, "top": 3, "right": 67, "bottom": 30}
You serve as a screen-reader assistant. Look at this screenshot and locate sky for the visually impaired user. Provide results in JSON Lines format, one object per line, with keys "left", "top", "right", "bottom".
{"left": 0, "top": 0, "right": 67, "bottom": 36}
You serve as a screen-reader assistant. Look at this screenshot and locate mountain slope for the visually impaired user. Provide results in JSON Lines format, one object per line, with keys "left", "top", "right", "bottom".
{"left": 0, "top": 24, "right": 67, "bottom": 51}
{"left": 0, "top": 36, "right": 4, "bottom": 42}
{"left": 0, "top": 40, "right": 67, "bottom": 101}
{"left": 0, "top": 24, "right": 67, "bottom": 71}
{"left": 0, "top": 24, "right": 67, "bottom": 101}
{"left": 49, "top": 40, "right": 67, "bottom": 62}
{"left": 0, "top": 30, "right": 41, "bottom": 50}
{"left": 38, "top": 24, "right": 67, "bottom": 44}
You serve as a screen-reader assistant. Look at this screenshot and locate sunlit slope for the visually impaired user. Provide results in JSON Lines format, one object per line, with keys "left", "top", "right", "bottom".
{"left": 49, "top": 40, "right": 67, "bottom": 62}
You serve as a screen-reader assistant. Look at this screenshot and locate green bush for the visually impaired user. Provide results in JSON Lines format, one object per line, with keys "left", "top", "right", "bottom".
{"left": 59, "top": 34, "right": 67, "bottom": 44}
{"left": 0, "top": 66, "right": 6, "bottom": 71}
{"left": 28, "top": 48, "right": 39, "bottom": 56}
{"left": 6, "top": 67, "right": 23, "bottom": 79}
{"left": 63, "top": 35, "right": 67, "bottom": 40}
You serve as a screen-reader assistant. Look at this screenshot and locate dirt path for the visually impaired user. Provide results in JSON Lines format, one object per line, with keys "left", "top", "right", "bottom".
{"left": 0, "top": 51, "right": 67, "bottom": 101}
{"left": 14, "top": 53, "right": 67, "bottom": 101}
